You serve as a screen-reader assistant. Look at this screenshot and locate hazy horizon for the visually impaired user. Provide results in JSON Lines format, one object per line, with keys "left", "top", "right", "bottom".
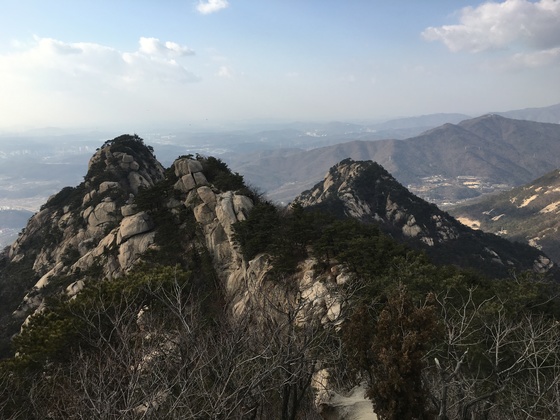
{"left": 1, "top": 102, "right": 558, "bottom": 137}
{"left": 1, "top": 1, "right": 559, "bottom": 132}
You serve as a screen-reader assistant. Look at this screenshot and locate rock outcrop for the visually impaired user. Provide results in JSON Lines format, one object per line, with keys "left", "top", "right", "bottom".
{"left": 5, "top": 148, "right": 554, "bottom": 338}
{"left": 6, "top": 136, "right": 166, "bottom": 320}
{"left": 3, "top": 134, "right": 336, "bottom": 328}
{"left": 3, "top": 137, "right": 289, "bottom": 336}
{"left": 172, "top": 156, "right": 254, "bottom": 295}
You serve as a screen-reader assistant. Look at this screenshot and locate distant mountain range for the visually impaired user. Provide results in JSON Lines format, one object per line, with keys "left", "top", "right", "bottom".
{"left": 1, "top": 102, "right": 559, "bottom": 247}
{"left": 449, "top": 168, "right": 560, "bottom": 264}
{"left": 229, "top": 114, "right": 560, "bottom": 205}
{"left": 497, "top": 102, "right": 560, "bottom": 124}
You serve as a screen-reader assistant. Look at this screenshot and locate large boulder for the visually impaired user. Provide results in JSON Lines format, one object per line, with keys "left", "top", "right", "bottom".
{"left": 197, "top": 186, "right": 217, "bottom": 210}
{"left": 128, "top": 172, "right": 152, "bottom": 194}
{"left": 194, "top": 204, "right": 216, "bottom": 225}
{"left": 174, "top": 158, "right": 203, "bottom": 177}
{"left": 86, "top": 201, "right": 118, "bottom": 228}
{"left": 118, "top": 212, "right": 154, "bottom": 244}
{"left": 118, "top": 232, "right": 156, "bottom": 271}
{"left": 99, "top": 181, "right": 120, "bottom": 194}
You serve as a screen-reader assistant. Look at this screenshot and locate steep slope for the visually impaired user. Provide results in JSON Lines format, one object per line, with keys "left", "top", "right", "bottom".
{"left": 0, "top": 135, "right": 340, "bottom": 367}
{"left": 229, "top": 115, "right": 560, "bottom": 204}
{"left": 449, "top": 168, "right": 560, "bottom": 264}
{"left": 293, "top": 159, "right": 555, "bottom": 279}
{"left": 0, "top": 136, "right": 261, "bottom": 352}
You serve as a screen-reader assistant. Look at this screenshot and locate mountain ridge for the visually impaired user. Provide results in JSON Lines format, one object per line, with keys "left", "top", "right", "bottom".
{"left": 3, "top": 135, "right": 556, "bottom": 354}
{"left": 229, "top": 114, "right": 560, "bottom": 204}
{"left": 497, "top": 102, "right": 560, "bottom": 124}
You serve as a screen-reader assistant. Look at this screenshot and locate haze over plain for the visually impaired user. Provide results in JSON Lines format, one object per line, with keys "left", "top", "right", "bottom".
{"left": 0, "top": 0, "right": 559, "bottom": 132}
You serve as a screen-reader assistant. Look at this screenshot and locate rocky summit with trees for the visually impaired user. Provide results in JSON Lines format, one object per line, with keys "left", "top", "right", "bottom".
{"left": 1, "top": 135, "right": 560, "bottom": 419}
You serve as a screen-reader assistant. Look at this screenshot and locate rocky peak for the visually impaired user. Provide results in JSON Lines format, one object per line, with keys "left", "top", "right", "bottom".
{"left": 4, "top": 141, "right": 560, "bottom": 418}
{"left": 5, "top": 136, "right": 169, "bottom": 319}
{"left": 0, "top": 135, "right": 270, "bottom": 335}
{"left": 170, "top": 155, "right": 255, "bottom": 292}
{"left": 0, "top": 141, "right": 371, "bottom": 417}
{"left": 294, "top": 159, "right": 555, "bottom": 278}
{"left": 84, "top": 134, "right": 165, "bottom": 195}
{"left": 295, "top": 159, "right": 460, "bottom": 245}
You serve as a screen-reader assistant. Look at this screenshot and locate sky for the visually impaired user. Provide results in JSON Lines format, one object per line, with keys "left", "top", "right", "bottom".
{"left": 0, "top": 0, "right": 559, "bottom": 131}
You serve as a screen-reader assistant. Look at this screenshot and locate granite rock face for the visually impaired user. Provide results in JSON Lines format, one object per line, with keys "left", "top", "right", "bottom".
{"left": 7, "top": 136, "right": 165, "bottom": 318}
{"left": 294, "top": 159, "right": 462, "bottom": 246}
{"left": 0, "top": 139, "right": 371, "bottom": 420}
{"left": 4, "top": 138, "right": 348, "bottom": 374}
{"left": 4, "top": 142, "right": 278, "bottom": 330}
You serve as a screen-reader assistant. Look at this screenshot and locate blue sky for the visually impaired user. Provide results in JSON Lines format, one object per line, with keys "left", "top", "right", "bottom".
{"left": 0, "top": 0, "right": 559, "bottom": 130}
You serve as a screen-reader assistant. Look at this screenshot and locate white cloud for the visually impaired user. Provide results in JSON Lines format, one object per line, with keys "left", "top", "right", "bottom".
{"left": 506, "top": 46, "right": 560, "bottom": 68}
{"left": 422, "top": 0, "right": 560, "bottom": 54}
{"left": 196, "top": 0, "right": 229, "bottom": 15}
{"left": 138, "top": 37, "right": 195, "bottom": 57}
{"left": 0, "top": 36, "right": 199, "bottom": 91}
{"left": 217, "top": 65, "right": 233, "bottom": 78}
{"left": 0, "top": 37, "right": 200, "bottom": 128}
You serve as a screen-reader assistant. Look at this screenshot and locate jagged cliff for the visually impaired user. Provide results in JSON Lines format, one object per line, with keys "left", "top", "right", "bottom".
{"left": 6, "top": 143, "right": 553, "bottom": 336}
{"left": 7, "top": 136, "right": 165, "bottom": 318}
